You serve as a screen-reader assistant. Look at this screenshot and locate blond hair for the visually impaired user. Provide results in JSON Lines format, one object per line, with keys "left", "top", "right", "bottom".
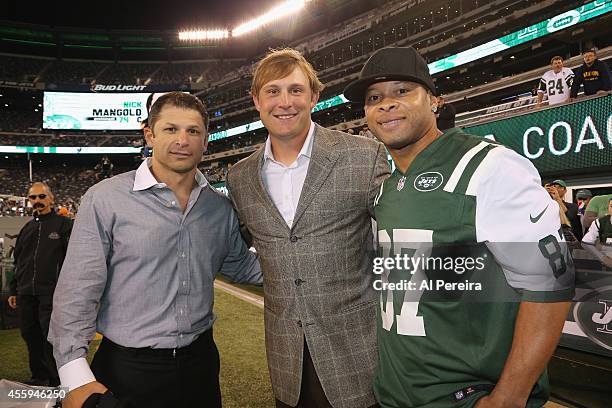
{"left": 251, "top": 48, "right": 324, "bottom": 97}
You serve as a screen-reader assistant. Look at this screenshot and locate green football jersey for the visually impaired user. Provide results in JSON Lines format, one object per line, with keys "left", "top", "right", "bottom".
{"left": 373, "top": 128, "right": 574, "bottom": 408}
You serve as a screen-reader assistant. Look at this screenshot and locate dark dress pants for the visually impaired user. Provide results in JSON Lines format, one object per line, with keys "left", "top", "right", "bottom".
{"left": 91, "top": 328, "right": 221, "bottom": 408}
{"left": 17, "top": 294, "right": 59, "bottom": 385}
{"left": 275, "top": 341, "right": 380, "bottom": 408}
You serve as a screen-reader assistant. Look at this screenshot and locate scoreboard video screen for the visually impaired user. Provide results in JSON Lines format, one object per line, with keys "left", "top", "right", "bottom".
{"left": 43, "top": 92, "right": 153, "bottom": 130}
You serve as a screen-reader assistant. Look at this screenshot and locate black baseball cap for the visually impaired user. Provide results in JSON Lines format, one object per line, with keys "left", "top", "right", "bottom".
{"left": 343, "top": 46, "right": 436, "bottom": 103}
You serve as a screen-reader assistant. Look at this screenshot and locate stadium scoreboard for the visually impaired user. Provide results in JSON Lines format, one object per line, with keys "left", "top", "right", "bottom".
{"left": 43, "top": 92, "right": 152, "bottom": 130}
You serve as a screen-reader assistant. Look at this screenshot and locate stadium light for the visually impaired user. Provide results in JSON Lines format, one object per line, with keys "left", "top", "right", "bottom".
{"left": 232, "top": 0, "right": 309, "bottom": 37}
{"left": 178, "top": 30, "right": 229, "bottom": 41}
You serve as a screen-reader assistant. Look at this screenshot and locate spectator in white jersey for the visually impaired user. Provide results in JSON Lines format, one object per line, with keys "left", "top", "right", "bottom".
{"left": 536, "top": 56, "right": 574, "bottom": 108}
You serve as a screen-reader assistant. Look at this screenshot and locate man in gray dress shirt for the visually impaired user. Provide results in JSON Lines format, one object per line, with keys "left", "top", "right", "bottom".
{"left": 49, "top": 92, "right": 261, "bottom": 408}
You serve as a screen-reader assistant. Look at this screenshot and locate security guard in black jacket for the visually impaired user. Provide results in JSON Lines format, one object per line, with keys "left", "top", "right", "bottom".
{"left": 8, "top": 182, "right": 72, "bottom": 386}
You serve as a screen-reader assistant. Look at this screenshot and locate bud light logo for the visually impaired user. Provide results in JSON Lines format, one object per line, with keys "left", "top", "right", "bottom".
{"left": 91, "top": 84, "right": 147, "bottom": 92}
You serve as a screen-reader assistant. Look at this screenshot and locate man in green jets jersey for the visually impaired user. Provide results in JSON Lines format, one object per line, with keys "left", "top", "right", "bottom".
{"left": 343, "top": 47, "right": 575, "bottom": 408}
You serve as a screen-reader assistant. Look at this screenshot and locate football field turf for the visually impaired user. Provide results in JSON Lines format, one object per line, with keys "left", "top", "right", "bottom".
{"left": 0, "top": 288, "right": 273, "bottom": 408}
{"left": 0, "top": 285, "right": 574, "bottom": 407}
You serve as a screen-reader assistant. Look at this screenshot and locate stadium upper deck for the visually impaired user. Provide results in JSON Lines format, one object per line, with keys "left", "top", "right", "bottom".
{"left": 0, "top": 0, "right": 609, "bottom": 160}
{"left": 0, "top": 0, "right": 609, "bottom": 139}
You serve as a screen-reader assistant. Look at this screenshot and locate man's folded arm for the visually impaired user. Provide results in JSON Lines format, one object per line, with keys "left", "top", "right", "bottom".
{"left": 48, "top": 190, "right": 111, "bottom": 391}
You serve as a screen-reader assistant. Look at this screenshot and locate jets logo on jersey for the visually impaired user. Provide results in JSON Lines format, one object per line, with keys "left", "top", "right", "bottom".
{"left": 414, "top": 172, "right": 444, "bottom": 192}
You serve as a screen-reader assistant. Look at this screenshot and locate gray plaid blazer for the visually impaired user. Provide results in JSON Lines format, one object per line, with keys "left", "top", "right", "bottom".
{"left": 226, "top": 124, "right": 390, "bottom": 408}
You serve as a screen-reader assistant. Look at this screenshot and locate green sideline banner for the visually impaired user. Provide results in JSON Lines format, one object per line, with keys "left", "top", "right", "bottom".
{"left": 463, "top": 95, "right": 612, "bottom": 175}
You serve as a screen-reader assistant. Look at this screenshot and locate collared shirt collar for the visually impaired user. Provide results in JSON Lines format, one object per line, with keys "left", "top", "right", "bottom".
{"left": 263, "top": 121, "right": 315, "bottom": 164}
{"left": 132, "top": 158, "right": 208, "bottom": 191}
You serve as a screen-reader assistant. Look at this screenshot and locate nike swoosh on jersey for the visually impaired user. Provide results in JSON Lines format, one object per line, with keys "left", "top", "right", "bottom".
{"left": 530, "top": 205, "right": 549, "bottom": 223}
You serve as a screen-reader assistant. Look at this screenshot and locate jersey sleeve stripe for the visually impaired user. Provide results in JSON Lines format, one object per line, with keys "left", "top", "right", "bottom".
{"left": 538, "top": 78, "right": 546, "bottom": 93}
{"left": 465, "top": 146, "right": 504, "bottom": 196}
{"left": 443, "top": 141, "right": 491, "bottom": 194}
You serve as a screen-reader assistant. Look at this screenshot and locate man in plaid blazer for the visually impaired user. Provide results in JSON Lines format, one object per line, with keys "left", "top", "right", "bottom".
{"left": 227, "top": 49, "right": 389, "bottom": 408}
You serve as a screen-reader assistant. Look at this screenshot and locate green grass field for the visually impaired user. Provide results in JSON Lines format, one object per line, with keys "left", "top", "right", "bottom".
{"left": 0, "top": 287, "right": 578, "bottom": 408}
{"left": 0, "top": 288, "right": 273, "bottom": 407}
{"left": 215, "top": 289, "right": 273, "bottom": 408}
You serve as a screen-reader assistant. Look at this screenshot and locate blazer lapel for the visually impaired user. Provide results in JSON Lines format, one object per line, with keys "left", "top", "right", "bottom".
{"left": 250, "top": 147, "right": 291, "bottom": 231}
{"left": 292, "top": 125, "right": 339, "bottom": 228}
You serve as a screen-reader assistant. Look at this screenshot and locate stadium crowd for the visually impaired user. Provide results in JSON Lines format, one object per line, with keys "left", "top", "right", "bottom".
{"left": 0, "top": 161, "right": 137, "bottom": 209}
{"left": 0, "top": 1, "right": 611, "bottom": 407}
{"left": 0, "top": 55, "right": 244, "bottom": 87}
{"left": 0, "top": 157, "right": 234, "bottom": 209}
{"left": 0, "top": 0, "right": 608, "bottom": 285}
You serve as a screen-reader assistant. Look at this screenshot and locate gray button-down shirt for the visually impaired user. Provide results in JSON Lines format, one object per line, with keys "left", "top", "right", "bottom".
{"left": 49, "top": 159, "right": 261, "bottom": 390}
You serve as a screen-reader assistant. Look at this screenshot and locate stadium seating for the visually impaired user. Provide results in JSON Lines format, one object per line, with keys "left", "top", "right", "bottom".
{"left": 0, "top": 0, "right": 609, "bottom": 204}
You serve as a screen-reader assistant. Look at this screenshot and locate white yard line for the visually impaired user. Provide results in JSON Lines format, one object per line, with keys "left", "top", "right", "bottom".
{"left": 214, "top": 280, "right": 264, "bottom": 309}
